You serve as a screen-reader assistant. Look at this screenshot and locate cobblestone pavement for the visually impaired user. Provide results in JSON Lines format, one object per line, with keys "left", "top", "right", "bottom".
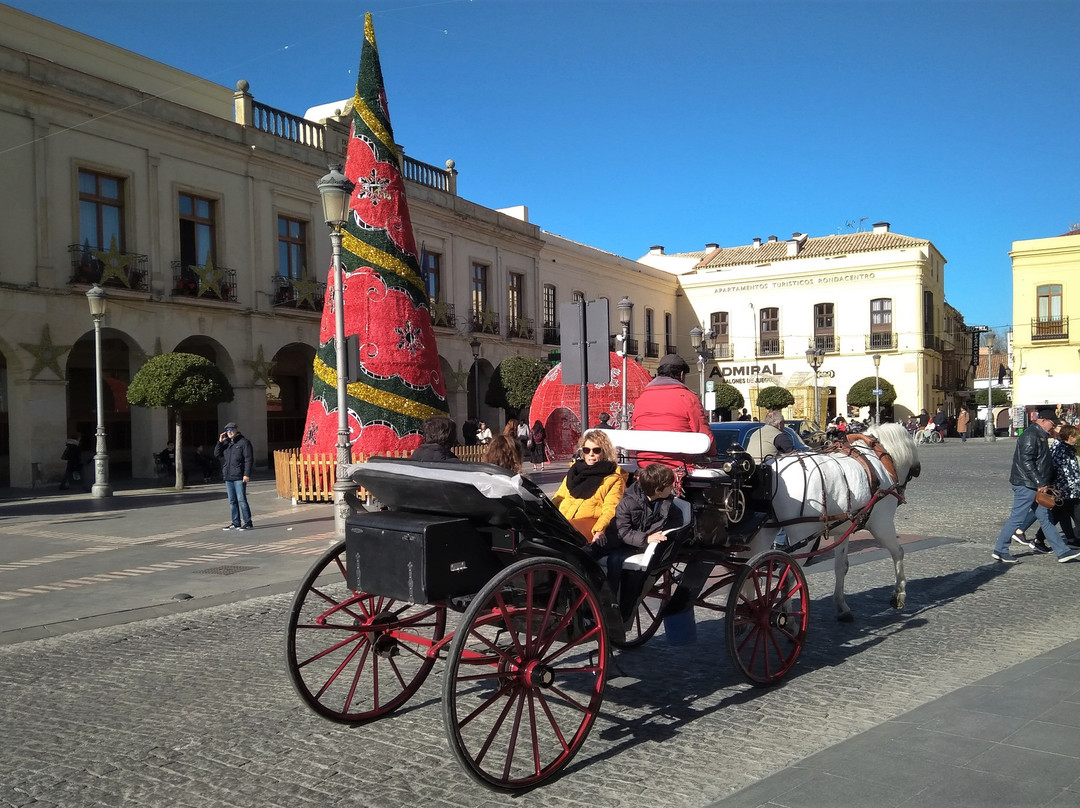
{"left": 4, "top": 438, "right": 1079, "bottom": 808}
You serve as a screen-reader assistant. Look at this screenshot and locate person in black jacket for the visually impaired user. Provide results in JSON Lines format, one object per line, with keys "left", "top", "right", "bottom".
{"left": 991, "top": 408, "right": 1080, "bottom": 564}
{"left": 410, "top": 416, "right": 460, "bottom": 463}
{"left": 214, "top": 421, "right": 254, "bottom": 530}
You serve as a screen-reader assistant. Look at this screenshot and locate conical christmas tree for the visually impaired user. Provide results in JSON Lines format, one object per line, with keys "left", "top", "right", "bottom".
{"left": 302, "top": 13, "right": 448, "bottom": 458}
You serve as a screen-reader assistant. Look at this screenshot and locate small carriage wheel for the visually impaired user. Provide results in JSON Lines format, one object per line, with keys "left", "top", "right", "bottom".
{"left": 725, "top": 550, "right": 809, "bottom": 687}
{"left": 442, "top": 557, "right": 608, "bottom": 791}
{"left": 724, "top": 488, "right": 747, "bottom": 523}
{"left": 612, "top": 567, "right": 673, "bottom": 649}
{"left": 285, "top": 540, "right": 446, "bottom": 724}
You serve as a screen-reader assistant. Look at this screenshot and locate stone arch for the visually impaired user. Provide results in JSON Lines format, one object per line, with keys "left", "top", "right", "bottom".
{"left": 267, "top": 341, "right": 316, "bottom": 453}
{"left": 172, "top": 335, "right": 238, "bottom": 450}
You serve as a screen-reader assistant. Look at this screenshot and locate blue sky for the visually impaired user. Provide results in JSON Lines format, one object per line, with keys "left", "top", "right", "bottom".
{"left": 9, "top": 0, "right": 1079, "bottom": 333}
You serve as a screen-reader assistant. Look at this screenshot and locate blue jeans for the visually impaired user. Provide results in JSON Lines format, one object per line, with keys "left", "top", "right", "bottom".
{"left": 225, "top": 479, "right": 252, "bottom": 527}
{"left": 994, "top": 484, "right": 1068, "bottom": 557}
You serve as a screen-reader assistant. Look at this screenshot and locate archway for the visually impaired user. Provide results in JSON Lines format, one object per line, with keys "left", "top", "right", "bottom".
{"left": 173, "top": 337, "right": 235, "bottom": 450}
{"left": 66, "top": 327, "right": 133, "bottom": 479}
{"left": 268, "top": 342, "right": 315, "bottom": 456}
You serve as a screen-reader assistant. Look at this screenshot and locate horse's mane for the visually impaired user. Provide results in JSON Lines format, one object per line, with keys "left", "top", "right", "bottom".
{"left": 865, "top": 422, "right": 917, "bottom": 480}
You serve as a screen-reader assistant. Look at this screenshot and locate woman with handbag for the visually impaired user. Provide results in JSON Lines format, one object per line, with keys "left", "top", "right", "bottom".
{"left": 528, "top": 420, "right": 547, "bottom": 471}
{"left": 1034, "top": 424, "right": 1080, "bottom": 549}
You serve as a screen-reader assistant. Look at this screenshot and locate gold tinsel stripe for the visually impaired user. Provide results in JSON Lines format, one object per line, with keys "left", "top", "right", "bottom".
{"left": 341, "top": 231, "right": 425, "bottom": 295}
{"left": 313, "top": 356, "right": 444, "bottom": 421}
{"left": 353, "top": 98, "right": 396, "bottom": 158}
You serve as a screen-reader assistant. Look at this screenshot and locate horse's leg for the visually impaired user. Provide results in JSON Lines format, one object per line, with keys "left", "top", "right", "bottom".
{"left": 833, "top": 531, "right": 854, "bottom": 622}
{"left": 867, "top": 505, "right": 906, "bottom": 610}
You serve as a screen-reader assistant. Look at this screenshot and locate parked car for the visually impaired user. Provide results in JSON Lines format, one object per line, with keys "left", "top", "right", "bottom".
{"left": 709, "top": 421, "right": 811, "bottom": 455}
{"left": 783, "top": 419, "right": 829, "bottom": 448}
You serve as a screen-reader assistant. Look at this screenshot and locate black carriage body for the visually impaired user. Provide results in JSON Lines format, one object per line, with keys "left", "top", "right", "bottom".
{"left": 345, "top": 510, "right": 510, "bottom": 604}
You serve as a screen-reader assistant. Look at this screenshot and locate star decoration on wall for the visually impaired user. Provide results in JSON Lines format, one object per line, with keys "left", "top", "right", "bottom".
{"left": 430, "top": 299, "right": 454, "bottom": 328}
{"left": 93, "top": 235, "right": 135, "bottom": 287}
{"left": 20, "top": 325, "right": 72, "bottom": 380}
{"left": 449, "top": 360, "right": 471, "bottom": 392}
{"left": 193, "top": 257, "right": 226, "bottom": 299}
{"left": 244, "top": 345, "right": 276, "bottom": 387}
{"left": 479, "top": 310, "right": 499, "bottom": 334}
{"left": 291, "top": 275, "right": 320, "bottom": 309}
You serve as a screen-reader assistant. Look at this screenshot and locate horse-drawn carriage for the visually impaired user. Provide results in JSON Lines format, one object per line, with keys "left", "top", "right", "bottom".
{"left": 284, "top": 425, "right": 919, "bottom": 791}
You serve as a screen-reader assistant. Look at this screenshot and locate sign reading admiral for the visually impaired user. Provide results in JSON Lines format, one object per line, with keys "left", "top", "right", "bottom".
{"left": 709, "top": 363, "right": 780, "bottom": 385}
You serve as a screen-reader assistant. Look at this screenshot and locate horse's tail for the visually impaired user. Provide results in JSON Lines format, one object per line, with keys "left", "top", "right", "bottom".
{"left": 867, "top": 422, "right": 919, "bottom": 483}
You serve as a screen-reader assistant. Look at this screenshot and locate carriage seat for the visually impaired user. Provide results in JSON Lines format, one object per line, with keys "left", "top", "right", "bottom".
{"left": 621, "top": 498, "right": 692, "bottom": 572}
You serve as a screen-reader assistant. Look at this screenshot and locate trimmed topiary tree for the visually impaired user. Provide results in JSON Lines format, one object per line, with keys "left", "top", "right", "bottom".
{"left": 974, "top": 388, "right": 1011, "bottom": 406}
{"left": 755, "top": 385, "right": 795, "bottom": 412}
{"left": 486, "top": 355, "right": 551, "bottom": 419}
{"left": 846, "top": 376, "right": 897, "bottom": 410}
{"left": 128, "top": 353, "right": 234, "bottom": 489}
{"left": 713, "top": 382, "right": 744, "bottom": 414}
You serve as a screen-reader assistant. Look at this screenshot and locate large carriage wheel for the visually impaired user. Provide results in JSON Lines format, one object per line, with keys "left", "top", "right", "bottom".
{"left": 612, "top": 567, "right": 673, "bottom": 649}
{"left": 725, "top": 550, "right": 808, "bottom": 687}
{"left": 285, "top": 540, "right": 446, "bottom": 723}
{"left": 442, "top": 557, "right": 608, "bottom": 791}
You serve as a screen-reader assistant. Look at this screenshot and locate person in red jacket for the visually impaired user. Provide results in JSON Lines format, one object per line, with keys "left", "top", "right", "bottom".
{"left": 631, "top": 353, "right": 715, "bottom": 474}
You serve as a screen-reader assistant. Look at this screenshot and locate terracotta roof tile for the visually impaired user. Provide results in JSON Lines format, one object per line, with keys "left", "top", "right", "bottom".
{"left": 681, "top": 231, "right": 929, "bottom": 270}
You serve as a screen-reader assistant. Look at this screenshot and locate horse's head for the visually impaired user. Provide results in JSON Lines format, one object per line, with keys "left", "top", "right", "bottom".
{"left": 866, "top": 422, "right": 920, "bottom": 489}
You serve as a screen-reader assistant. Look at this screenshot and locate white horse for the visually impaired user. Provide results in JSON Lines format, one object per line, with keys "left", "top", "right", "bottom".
{"left": 748, "top": 422, "right": 921, "bottom": 622}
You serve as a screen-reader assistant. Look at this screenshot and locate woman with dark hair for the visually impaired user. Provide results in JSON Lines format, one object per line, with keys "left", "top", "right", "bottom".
{"left": 410, "top": 416, "right": 460, "bottom": 462}
{"left": 529, "top": 420, "right": 547, "bottom": 471}
{"left": 550, "top": 429, "right": 627, "bottom": 544}
{"left": 482, "top": 434, "right": 522, "bottom": 473}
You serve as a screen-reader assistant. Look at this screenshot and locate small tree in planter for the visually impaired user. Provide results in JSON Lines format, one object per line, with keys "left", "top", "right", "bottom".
{"left": 486, "top": 355, "right": 550, "bottom": 420}
{"left": 713, "top": 382, "right": 744, "bottom": 419}
{"left": 128, "top": 353, "right": 234, "bottom": 489}
{"left": 755, "top": 385, "right": 795, "bottom": 414}
{"left": 846, "top": 376, "right": 897, "bottom": 421}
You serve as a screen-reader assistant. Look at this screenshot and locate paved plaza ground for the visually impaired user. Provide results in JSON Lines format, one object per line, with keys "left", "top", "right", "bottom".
{"left": 1, "top": 437, "right": 1079, "bottom": 807}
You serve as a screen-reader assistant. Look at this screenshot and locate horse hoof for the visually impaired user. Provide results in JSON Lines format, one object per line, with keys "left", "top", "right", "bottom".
{"left": 837, "top": 611, "right": 854, "bottom": 623}
{"left": 891, "top": 595, "right": 905, "bottom": 610}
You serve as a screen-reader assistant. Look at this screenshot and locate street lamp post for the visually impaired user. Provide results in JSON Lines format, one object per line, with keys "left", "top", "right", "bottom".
{"left": 872, "top": 353, "right": 882, "bottom": 426}
{"left": 470, "top": 337, "right": 481, "bottom": 422}
{"left": 689, "top": 325, "right": 714, "bottom": 414}
{"left": 317, "top": 164, "right": 357, "bottom": 538}
{"left": 985, "top": 334, "right": 996, "bottom": 442}
{"left": 617, "top": 296, "right": 633, "bottom": 429}
{"left": 85, "top": 284, "right": 112, "bottom": 497}
{"left": 805, "top": 345, "right": 825, "bottom": 428}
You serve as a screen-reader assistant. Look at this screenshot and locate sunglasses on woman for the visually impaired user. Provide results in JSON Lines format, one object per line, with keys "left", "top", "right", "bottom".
{"left": 580, "top": 446, "right": 603, "bottom": 456}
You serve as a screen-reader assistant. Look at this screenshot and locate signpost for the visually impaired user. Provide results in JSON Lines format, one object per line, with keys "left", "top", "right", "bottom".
{"left": 560, "top": 299, "right": 610, "bottom": 430}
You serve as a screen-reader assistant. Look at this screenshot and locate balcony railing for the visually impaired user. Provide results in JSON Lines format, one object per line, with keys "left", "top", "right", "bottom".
{"left": 867, "top": 332, "right": 896, "bottom": 350}
{"left": 625, "top": 338, "right": 639, "bottom": 356}
{"left": 171, "top": 261, "right": 238, "bottom": 303}
{"left": 756, "top": 337, "right": 783, "bottom": 357}
{"left": 923, "top": 333, "right": 943, "bottom": 353}
{"left": 469, "top": 309, "right": 501, "bottom": 335}
{"left": 665, "top": 343, "right": 679, "bottom": 355}
{"left": 715, "top": 342, "right": 733, "bottom": 359}
{"left": 645, "top": 341, "right": 659, "bottom": 358}
{"left": 814, "top": 334, "right": 837, "bottom": 353}
{"left": 69, "top": 244, "right": 149, "bottom": 291}
{"left": 251, "top": 101, "right": 324, "bottom": 148}
{"left": 272, "top": 275, "right": 325, "bottom": 311}
{"left": 507, "top": 315, "right": 534, "bottom": 341}
{"left": 429, "top": 299, "right": 456, "bottom": 329}
{"left": 1032, "top": 317, "right": 1069, "bottom": 341}
{"left": 543, "top": 325, "right": 560, "bottom": 345}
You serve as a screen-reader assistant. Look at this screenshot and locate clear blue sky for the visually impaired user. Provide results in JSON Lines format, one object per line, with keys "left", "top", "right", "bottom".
{"left": 9, "top": 0, "right": 1079, "bottom": 334}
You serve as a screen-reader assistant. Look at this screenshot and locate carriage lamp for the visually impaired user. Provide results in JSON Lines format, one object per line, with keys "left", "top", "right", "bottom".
{"left": 317, "top": 164, "right": 357, "bottom": 538}
{"left": 617, "top": 297, "right": 633, "bottom": 429}
{"left": 470, "top": 337, "right": 482, "bottom": 422}
{"left": 806, "top": 346, "right": 825, "bottom": 428}
{"left": 984, "top": 334, "right": 996, "bottom": 442}
{"left": 872, "top": 353, "right": 882, "bottom": 426}
{"left": 86, "top": 283, "right": 112, "bottom": 497}
{"left": 690, "top": 325, "right": 715, "bottom": 413}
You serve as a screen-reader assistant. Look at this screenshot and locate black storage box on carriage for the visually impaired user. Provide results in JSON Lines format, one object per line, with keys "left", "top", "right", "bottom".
{"left": 345, "top": 510, "right": 508, "bottom": 604}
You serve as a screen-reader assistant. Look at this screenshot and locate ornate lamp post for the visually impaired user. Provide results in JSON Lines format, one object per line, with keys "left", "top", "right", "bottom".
{"left": 317, "top": 164, "right": 357, "bottom": 538}
{"left": 806, "top": 345, "right": 825, "bottom": 427}
{"left": 689, "top": 324, "right": 714, "bottom": 412}
{"left": 85, "top": 284, "right": 112, "bottom": 497}
{"left": 985, "top": 333, "right": 996, "bottom": 442}
{"left": 617, "top": 296, "right": 633, "bottom": 429}
{"left": 470, "top": 337, "right": 481, "bottom": 421}
{"left": 872, "top": 353, "right": 882, "bottom": 426}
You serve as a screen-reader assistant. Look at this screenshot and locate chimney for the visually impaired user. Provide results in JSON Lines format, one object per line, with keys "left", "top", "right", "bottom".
{"left": 767, "top": 235, "right": 778, "bottom": 243}
{"left": 786, "top": 232, "right": 808, "bottom": 257}
{"left": 872, "top": 221, "right": 890, "bottom": 234}
{"left": 752, "top": 237, "right": 761, "bottom": 249}
{"left": 705, "top": 242, "right": 719, "bottom": 251}
{"left": 649, "top": 245, "right": 665, "bottom": 255}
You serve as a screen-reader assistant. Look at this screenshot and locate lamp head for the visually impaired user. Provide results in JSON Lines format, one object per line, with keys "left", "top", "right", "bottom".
{"left": 872, "top": 353, "right": 881, "bottom": 369}
{"left": 469, "top": 337, "right": 481, "bottom": 358}
{"left": 317, "top": 164, "right": 354, "bottom": 229}
{"left": 86, "top": 283, "right": 108, "bottom": 318}
{"left": 689, "top": 326, "right": 703, "bottom": 350}
{"left": 617, "top": 296, "right": 633, "bottom": 325}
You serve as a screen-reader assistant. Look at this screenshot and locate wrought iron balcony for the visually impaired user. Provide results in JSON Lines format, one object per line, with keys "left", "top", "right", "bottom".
{"left": 171, "top": 261, "right": 238, "bottom": 303}
{"left": 714, "top": 342, "right": 733, "bottom": 359}
{"left": 814, "top": 335, "right": 837, "bottom": 353}
{"left": 68, "top": 243, "right": 148, "bottom": 291}
{"left": 645, "top": 341, "right": 659, "bottom": 358}
{"left": 625, "top": 338, "right": 639, "bottom": 356}
{"left": 429, "top": 299, "right": 456, "bottom": 328}
{"left": 469, "top": 309, "right": 501, "bottom": 335}
{"left": 543, "top": 325, "right": 560, "bottom": 345}
{"left": 756, "top": 337, "right": 783, "bottom": 357}
{"left": 923, "top": 333, "right": 943, "bottom": 353}
{"left": 866, "top": 332, "right": 897, "bottom": 350}
{"left": 272, "top": 275, "right": 325, "bottom": 311}
{"left": 1032, "top": 316, "right": 1068, "bottom": 341}
{"left": 507, "top": 315, "right": 534, "bottom": 341}
{"left": 665, "top": 343, "right": 679, "bottom": 356}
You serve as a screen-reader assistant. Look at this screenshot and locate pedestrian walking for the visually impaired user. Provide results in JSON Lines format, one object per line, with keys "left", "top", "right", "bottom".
{"left": 528, "top": 420, "right": 547, "bottom": 471}
{"left": 214, "top": 421, "right": 254, "bottom": 530}
{"left": 58, "top": 433, "right": 85, "bottom": 491}
{"left": 957, "top": 409, "right": 970, "bottom": 443}
{"left": 991, "top": 408, "right": 1080, "bottom": 564}
{"left": 515, "top": 419, "right": 531, "bottom": 456}
{"left": 593, "top": 412, "right": 615, "bottom": 430}
{"left": 1035, "top": 423, "right": 1080, "bottom": 549}
{"left": 475, "top": 420, "right": 493, "bottom": 446}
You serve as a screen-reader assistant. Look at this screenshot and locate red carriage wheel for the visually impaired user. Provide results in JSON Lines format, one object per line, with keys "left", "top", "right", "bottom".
{"left": 285, "top": 540, "right": 446, "bottom": 723}
{"left": 612, "top": 567, "right": 673, "bottom": 649}
{"left": 725, "top": 550, "right": 808, "bottom": 687}
{"left": 442, "top": 557, "right": 608, "bottom": 791}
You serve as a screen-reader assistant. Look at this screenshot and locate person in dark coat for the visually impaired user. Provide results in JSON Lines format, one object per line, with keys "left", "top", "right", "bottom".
{"left": 59, "top": 433, "right": 85, "bottom": 491}
{"left": 528, "top": 420, "right": 547, "bottom": 471}
{"left": 410, "top": 416, "right": 460, "bottom": 462}
{"left": 214, "top": 421, "right": 254, "bottom": 530}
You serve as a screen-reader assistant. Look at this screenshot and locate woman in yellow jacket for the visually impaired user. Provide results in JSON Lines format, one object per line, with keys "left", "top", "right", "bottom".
{"left": 551, "top": 429, "right": 627, "bottom": 544}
